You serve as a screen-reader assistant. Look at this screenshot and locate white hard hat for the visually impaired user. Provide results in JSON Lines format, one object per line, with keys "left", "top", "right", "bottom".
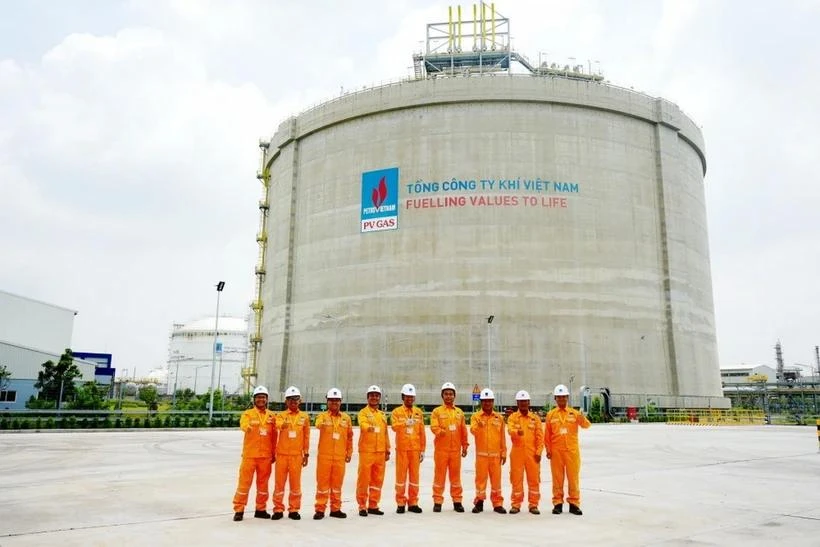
{"left": 366, "top": 385, "right": 382, "bottom": 395}
{"left": 479, "top": 388, "right": 495, "bottom": 400}
{"left": 284, "top": 386, "right": 301, "bottom": 398}
{"left": 515, "top": 390, "right": 530, "bottom": 401}
{"left": 401, "top": 384, "right": 416, "bottom": 396}
{"left": 553, "top": 384, "right": 570, "bottom": 396}
{"left": 440, "top": 382, "right": 456, "bottom": 393}
{"left": 252, "top": 386, "right": 269, "bottom": 397}
{"left": 326, "top": 387, "right": 342, "bottom": 399}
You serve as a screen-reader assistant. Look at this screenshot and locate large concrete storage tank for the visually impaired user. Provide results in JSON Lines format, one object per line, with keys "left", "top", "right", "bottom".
{"left": 252, "top": 13, "right": 722, "bottom": 408}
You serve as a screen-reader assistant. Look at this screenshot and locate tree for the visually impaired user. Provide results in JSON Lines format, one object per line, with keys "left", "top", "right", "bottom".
{"left": 34, "top": 349, "right": 82, "bottom": 406}
{"left": 72, "top": 382, "right": 108, "bottom": 410}
{"left": 0, "top": 364, "right": 10, "bottom": 391}
{"left": 588, "top": 396, "right": 604, "bottom": 423}
{"left": 138, "top": 385, "right": 159, "bottom": 411}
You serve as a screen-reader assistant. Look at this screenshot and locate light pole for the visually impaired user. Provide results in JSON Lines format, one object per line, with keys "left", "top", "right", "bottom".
{"left": 170, "top": 354, "right": 192, "bottom": 409}
{"left": 565, "top": 340, "right": 590, "bottom": 407}
{"left": 194, "top": 364, "right": 210, "bottom": 394}
{"left": 208, "top": 281, "right": 225, "bottom": 422}
{"left": 487, "top": 315, "right": 495, "bottom": 388}
{"left": 118, "top": 368, "right": 129, "bottom": 410}
{"left": 323, "top": 314, "right": 342, "bottom": 388}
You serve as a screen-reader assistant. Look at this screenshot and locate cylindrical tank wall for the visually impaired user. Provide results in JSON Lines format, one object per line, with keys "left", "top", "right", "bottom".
{"left": 258, "top": 76, "right": 720, "bottom": 405}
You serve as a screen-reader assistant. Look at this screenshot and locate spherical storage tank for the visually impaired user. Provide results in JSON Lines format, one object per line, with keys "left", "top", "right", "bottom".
{"left": 256, "top": 68, "right": 722, "bottom": 406}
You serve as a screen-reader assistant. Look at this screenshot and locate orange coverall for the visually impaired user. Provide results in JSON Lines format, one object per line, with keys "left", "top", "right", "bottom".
{"left": 507, "top": 410, "right": 544, "bottom": 509}
{"left": 470, "top": 410, "right": 507, "bottom": 507}
{"left": 273, "top": 409, "right": 310, "bottom": 512}
{"left": 314, "top": 410, "right": 353, "bottom": 513}
{"left": 356, "top": 406, "right": 391, "bottom": 510}
{"left": 545, "top": 407, "right": 591, "bottom": 506}
{"left": 232, "top": 407, "right": 277, "bottom": 513}
{"left": 430, "top": 405, "right": 469, "bottom": 504}
{"left": 391, "top": 405, "right": 426, "bottom": 507}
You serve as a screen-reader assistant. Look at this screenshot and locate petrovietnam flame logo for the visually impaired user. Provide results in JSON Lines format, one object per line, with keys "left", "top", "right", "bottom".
{"left": 371, "top": 177, "right": 388, "bottom": 210}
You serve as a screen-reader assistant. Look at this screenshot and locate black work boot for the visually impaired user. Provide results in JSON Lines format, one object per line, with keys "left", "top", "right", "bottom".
{"left": 568, "top": 504, "right": 583, "bottom": 515}
{"left": 397, "top": 505, "right": 406, "bottom": 514}
{"left": 271, "top": 512, "right": 284, "bottom": 520}
{"left": 552, "top": 504, "right": 562, "bottom": 514}
{"left": 313, "top": 512, "right": 324, "bottom": 520}
{"left": 408, "top": 505, "right": 422, "bottom": 513}
{"left": 254, "top": 510, "right": 271, "bottom": 519}
{"left": 329, "top": 510, "right": 347, "bottom": 518}
{"left": 509, "top": 507, "right": 520, "bottom": 514}
{"left": 453, "top": 502, "right": 464, "bottom": 513}
{"left": 529, "top": 506, "right": 541, "bottom": 515}
{"left": 367, "top": 508, "right": 384, "bottom": 515}
{"left": 288, "top": 512, "right": 301, "bottom": 520}
{"left": 359, "top": 509, "right": 368, "bottom": 517}
{"left": 233, "top": 512, "right": 243, "bottom": 521}
{"left": 472, "top": 500, "right": 484, "bottom": 513}
{"left": 493, "top": 506, "right": 507, "bottom": 514}
{"left": 433, "top": 503, "right": 442, "bottom": 513}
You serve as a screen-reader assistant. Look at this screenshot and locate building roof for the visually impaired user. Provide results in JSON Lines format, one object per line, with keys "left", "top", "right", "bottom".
{"left": 0, "top": 289, "right": 77, "bottom": 314}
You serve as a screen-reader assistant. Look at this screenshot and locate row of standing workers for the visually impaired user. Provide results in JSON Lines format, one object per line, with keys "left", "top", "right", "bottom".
{"left": 232, "top": 381, "right": 590, "bottom": 521}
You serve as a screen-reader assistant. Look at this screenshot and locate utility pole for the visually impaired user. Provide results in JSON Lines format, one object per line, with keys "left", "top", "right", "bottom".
{"left": 487, "top": 315, "right": 495, "bottom": 388}
{"left": 208, "top": 281, "right": 225, "bottom": 422}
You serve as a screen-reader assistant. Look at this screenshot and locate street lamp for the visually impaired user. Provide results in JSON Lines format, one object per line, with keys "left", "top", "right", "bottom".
{"left": 208, "top": 281, "right": 225, "bottom": 422}
{"left": 487, "top": 315, "right": 495, "bottom": 388}
{"left": 323, "top": 314, "right": 342, "bottom": 388}
{"left": 565, "top": 340, "right": 590, "bottom": 407}
{"left": 193, "top": 364, "right": 210, "bottom": 394}
{"left": 169, "top": 353, "right": 193, "bottom": 409}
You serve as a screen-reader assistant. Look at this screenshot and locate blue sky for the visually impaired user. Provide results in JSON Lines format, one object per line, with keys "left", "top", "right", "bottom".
{"left": 1, "top": 0, "right": 818, "bottom": 377}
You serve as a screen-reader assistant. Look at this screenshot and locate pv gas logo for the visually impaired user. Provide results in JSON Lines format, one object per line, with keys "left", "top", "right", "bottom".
{"left": 360, "top": 167, "right": 399, "bottom": 233}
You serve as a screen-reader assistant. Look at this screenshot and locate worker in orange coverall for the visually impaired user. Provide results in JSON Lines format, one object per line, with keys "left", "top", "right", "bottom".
{"left": 390, "top": 383, "right": 426, "bottom": 514}
{"left": 545, "top": 383, "right": 591, "bottom": 516}
{"left": 312, "top": 387, "right": 353, "bottom": 520}
{"left": 232, "top": 385, "right": 277, "bottom": 521}
{"left": 272, "top": 385, "right": 310, "bottom": 521}
{"left": 356, "top": 385, "right": 391, "bottom": 517}
{"left": 470, "top": 388, "right": 507, "bottom": 514}
{"left": 429, "top": 381, "right": 469, "bottom": 513}
{"left": 507, "top": 389, "right": 544, "bottom": 515}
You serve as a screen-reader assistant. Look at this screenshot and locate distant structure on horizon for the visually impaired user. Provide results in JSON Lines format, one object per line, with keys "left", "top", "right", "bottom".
{"left": 246, "top": 4, "right": 724, "bottom": 410}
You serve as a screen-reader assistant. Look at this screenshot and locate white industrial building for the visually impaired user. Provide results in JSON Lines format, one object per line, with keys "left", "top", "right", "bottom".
{"left": 166, "top": 316, "right": 249, "bottom": 395}
{"left": 0, "top": 290, "right": 96, "bottom": 409}
{"left": 720, "top": 365, "right": 778, "bottom": 385}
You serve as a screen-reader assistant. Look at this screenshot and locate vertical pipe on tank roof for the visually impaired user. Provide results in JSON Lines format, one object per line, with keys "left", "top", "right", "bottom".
{"left": 491, "top": 3, "right": 495, "bottom": 49}
{"left": 457, "top": 6, "right": 462, "bottom": 52}
{"left": 473, "top": 4, "right": 477, "bottom": 51}
{"left": 448, "top": 6, "right": 453, "bottom": 52}
{"left": 481, "top": 3, "right": 486, "bottom": 51}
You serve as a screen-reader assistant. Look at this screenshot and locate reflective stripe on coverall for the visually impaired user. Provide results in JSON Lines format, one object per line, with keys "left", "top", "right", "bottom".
{"left": 391, "top": 405, "right": 426, "bottom": 506}
{"left": 507, "top": 410, "right": 543, "bottom": 509}
{"left": 356, "top": 407, "right": 391, "bottom": 510}
{"left": 314, "top": 411, "right": 353, "bottom": 513}
{"left": 273, "top": 409, "right": 310, "bottom": 512}
{"left": 470, "top": 411, "right": 507, "bottom": 507}
{"left": 545, "top": 407, "right": 591, "bottom": 506}
{"left": 429, "top": 405, "right": 469, "bottom": 504}
{"left": 233, "top": 408, "right": 277, "bottom": 512}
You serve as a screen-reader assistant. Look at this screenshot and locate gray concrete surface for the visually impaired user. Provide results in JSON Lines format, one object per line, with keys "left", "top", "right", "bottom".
{"left": 259, "top": 74, "right": 721, "bottom": 405}
{"left": 1, "top": 424, "right": 817, "bottom": 546}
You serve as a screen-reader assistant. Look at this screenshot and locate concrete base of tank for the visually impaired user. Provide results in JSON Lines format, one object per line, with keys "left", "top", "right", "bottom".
{"left": 1, "top": 424, "right": 817, "bottom": 546}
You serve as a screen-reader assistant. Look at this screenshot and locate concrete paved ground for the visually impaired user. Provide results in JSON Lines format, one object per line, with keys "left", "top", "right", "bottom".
{"left": 0, "top": 424, "right": 817, "bottom": 546}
